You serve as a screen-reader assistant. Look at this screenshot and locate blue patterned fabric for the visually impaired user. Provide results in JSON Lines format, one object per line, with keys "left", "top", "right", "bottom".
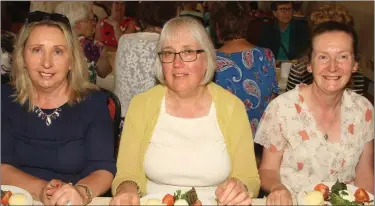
{"left": 214, "top": 47, "right": 280, "bottom": 134}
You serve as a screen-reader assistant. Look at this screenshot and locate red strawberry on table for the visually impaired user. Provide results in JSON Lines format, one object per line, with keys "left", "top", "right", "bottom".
{"left": 162, "top": 194, "right": 175, "bottom": 206}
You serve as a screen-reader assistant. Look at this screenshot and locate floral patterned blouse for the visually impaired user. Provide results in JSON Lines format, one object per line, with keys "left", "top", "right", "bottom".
{"left": 214, "top": 47, "right": 280, "bottom": 134}
{"left": 254, "top": 84, "right": 374, "bottom": 198}
{"left": 78, "top": 36, "right": 104, "bottom": 83}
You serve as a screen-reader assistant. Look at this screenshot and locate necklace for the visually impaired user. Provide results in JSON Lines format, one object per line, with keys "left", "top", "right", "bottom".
{"left": 35, "top": 107, "right": 62, "bottom": 126}
{"left": 317, "top": 108, "right": 339, "bottom": 140}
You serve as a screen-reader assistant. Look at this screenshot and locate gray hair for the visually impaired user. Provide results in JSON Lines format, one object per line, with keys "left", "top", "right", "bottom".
{"left": 30, "top": 1, "right": 61, "bottom": 13}
{"left": 154, "top": 16, "right": 216, "bottom": 85}
{"left": 54, "top": 2, "right": 92, "bottom": 26}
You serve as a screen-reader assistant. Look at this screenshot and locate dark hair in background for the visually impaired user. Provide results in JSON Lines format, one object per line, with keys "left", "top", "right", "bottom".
{"left": 270, "top": 1, "right": 292, "bottom": 11}
{"left": 308, "top": 21, "right": 359, "bottom": 62}
{"left": 125, "top": 1, "right": 138, "bottom": 18}
{"left": 136, "top": 1, "right": 178, "bottom": 30}
{"left": 292, "top": 1, "right": 303, "bottom": 11}
{"left": 211, "top": 2, "right": 253, "bottom": 42}
{"left": 250, "top": 2, "right": 259, "bottom": 10}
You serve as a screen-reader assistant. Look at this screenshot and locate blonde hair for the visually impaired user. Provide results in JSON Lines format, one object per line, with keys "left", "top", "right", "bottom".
{"left": 54, "top": 2, "right": 93, "bottom": 26}
{"left": 309, "top": 3, "right": 354, "bottom": 28}
{"left": 11, "top": 20, "right": 97, "bottom": 111}
{"left": 155, "top": 16, "right": 216, "bottom": 85}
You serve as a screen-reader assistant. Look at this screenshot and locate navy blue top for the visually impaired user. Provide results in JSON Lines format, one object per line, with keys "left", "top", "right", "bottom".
{"left": 1, "top": 84, "right": 116, "bottom": 184}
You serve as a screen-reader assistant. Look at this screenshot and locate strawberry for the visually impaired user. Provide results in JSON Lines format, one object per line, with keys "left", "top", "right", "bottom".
{"left": 162, "top": 194, "right": 175, "bottom": 206}
{"left": 314, "top": 183, "right": 329, "bottom": 200}
{"left": 1, "top": 191, "right": 12, "bottom": 205}
{"left": 354, "top": 188, "right": 370, "bottom": 203}
{"left": 192, "top": 200, "right": 202, "bottom": 206}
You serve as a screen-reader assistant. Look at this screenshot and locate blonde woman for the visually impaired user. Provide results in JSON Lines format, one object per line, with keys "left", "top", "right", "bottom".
{"left": 1, "top": 11, "right": 115, "bottom": 205}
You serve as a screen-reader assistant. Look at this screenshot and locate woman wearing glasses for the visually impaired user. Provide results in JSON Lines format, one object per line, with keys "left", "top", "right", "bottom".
{"left": 1, "top": 11, "right": 116, "bottom": 205}
{"left": 54, "top": 2, "right": 112, "bottom": 84}
{"left": 110, "top": 17, "right": 259, "bottom": 205}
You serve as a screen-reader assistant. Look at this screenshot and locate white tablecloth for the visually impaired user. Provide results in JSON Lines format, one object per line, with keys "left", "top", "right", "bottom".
{"left": 33, "top": 197, "right": 270, "bottom": 205}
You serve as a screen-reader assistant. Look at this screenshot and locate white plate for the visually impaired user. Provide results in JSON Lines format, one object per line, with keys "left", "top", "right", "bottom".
{"left": 297, "top": 182, "right": 374, "bottom": 205}
{"left": 140, "top": 193, "right": 216, "bottom": 205}
{"left": 1, "top": 185, "right": 33, "bottom": 205}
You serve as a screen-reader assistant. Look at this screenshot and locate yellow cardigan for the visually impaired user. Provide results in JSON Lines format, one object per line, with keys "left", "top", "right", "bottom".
{"left": 112, "top": 82, "right": 260, "bottom": 197}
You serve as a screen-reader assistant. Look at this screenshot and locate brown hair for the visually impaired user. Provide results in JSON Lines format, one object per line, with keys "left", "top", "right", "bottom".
{"left": 136, "top": 1, "right": 178, "bottom": 30}
{"left": 211, "top": 2, "right": 253, "bottom": 42}
{"left": 309, "top": 3, "right": 354, "bottom": 29}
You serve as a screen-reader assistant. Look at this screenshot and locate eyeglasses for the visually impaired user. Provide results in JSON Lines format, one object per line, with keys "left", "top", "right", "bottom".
{"left": 277, "top": 7, "right": 293, "bottom": 13}
{"left": 25, "top": 11, "right": 72, "bottom": 31}
{"left": 158, "top": 49, "right": 205, "bottom": 63}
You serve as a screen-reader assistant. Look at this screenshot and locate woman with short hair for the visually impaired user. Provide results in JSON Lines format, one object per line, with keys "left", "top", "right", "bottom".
{"left": 255, "top": 21, "right": 374, "bottom": 205}
{"left": 110, "top": 16, "right": 259, "bottom": 205}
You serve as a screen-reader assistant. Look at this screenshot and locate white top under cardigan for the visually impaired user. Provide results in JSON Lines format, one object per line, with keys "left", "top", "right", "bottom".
{"left": 144, "top": 96, "right": 231, "bottom": 198}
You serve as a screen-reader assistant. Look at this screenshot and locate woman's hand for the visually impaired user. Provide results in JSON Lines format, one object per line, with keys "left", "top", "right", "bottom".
{"left": 266, "top": 184, "right": 293, "bottom": 205}
{"left": 48, "top": 183, "right": 87, "bottom": 205}
{"left": 109, "top": 192, "right": 140, "bottom": 205}
{"left": 39, "top": 179, "right": 61, "bottom": 204}
{"left": 215, "top": 177, "right": 252, "bottom": 205}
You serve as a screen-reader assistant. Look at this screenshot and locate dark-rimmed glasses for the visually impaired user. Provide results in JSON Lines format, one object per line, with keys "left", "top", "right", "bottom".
{"left": 158, "top": 50, "right": 205, "bottom": 63}
{"left": 25, "top": 11, "right": 72, "bottom": 31}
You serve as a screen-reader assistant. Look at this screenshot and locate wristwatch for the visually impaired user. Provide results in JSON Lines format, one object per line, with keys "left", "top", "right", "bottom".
{"left": 75, "top": 184, "right": 93, "bottom": 204}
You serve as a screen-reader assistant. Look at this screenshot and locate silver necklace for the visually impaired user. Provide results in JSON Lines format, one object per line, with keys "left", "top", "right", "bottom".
{"left": 317, "top": 109, "right": 339, "bottom": 140}
{"left": 34, "top": 107, "right": 62, "bottom": 126}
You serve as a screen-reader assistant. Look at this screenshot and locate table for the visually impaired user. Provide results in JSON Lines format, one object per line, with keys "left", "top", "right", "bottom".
{"left": 34, "top": 197, "right": 269, "bottom": 205}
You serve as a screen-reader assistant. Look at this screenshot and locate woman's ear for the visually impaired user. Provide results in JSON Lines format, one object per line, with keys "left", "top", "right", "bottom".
{"left": 352, "top": 61, "right": 359, "bottom": 73}
{"left": 307, "top": 64, "right": 312, "bottom": 73}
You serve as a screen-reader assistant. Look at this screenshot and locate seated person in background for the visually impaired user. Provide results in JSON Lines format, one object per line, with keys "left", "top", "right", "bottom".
{"left": 287, "top": 3, "right": 365, "bottom": 95}
{"left": 292, "top": 1, "right": 305, "bottom": 21}
{"left": 92, "top": 3, "right": 108, "bottom": 23}
{"left": 95, "top": 1, "right": 137, "bottom": 48}
{"left": 255, "top": 21, "right": 374, "bottom": 205}
{"left": 114, "top": 1, "right": 178, "bottom": 138}
{"left": 110, "top": 17, "right": 259, "bottom": 205}
{"left": 30, "top": 1, "right": 59, "bottom": 13}
{"left": 258, "top": 1, "right": 308, "bottom": 61}
{"left": 1, "top": 11, "right": 116, "bottom": 205}
{"left": 1, "top": 30, "right": 16, "bottom": 84}
{"left": 211, "top": 1, "right": 280, "bottom": 136}
{"left": 55, "top": 2, "right": 112, "bottom": 84}
{"left": 179, "top": 1, "right": 204, "bottom": 25}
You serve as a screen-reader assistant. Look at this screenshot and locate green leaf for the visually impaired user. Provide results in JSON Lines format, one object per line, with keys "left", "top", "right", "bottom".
{"left": 330, "top": 193, "right": 360, "bottom": 206}
{"left": 331, "top": 180, "right": 347, "bottom": 194}
{"left": 174, "top": 190, "right": 182, "bottom": 200}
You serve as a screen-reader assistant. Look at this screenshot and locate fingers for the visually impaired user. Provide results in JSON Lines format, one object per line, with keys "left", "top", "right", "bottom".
{"left": 50, "top": 183, "right": 80, "bottom": 206}
{"left": 131, "top": 195, "right": 140, "bottom": 205}
{"left": 217, "top": 178, "right": 251, "bottom": 205}
{"left": 218, "top": 179, "right": 236, "bottom": 204}
{"left": 266, "top": 189, "right": 293, "bottom": 206}
{"left": 236, "top": 196, "right": 252, "bottom": 206}
{"left": 55, "top": 192, "right": 69, "bottom": 206}
{"left": 227, "top": 191, "right": 248, "bottom": 205}
{"left": 215, "top": 183, "right": 225, "bottom": 199}
{"left": 110, "top": 193, "right": 140, "bottom": 206}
